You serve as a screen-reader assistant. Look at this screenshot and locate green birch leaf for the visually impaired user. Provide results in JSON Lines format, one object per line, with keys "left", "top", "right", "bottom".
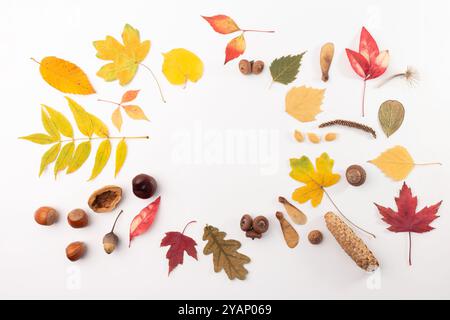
{"left": 66, "top": 96, "right": 94, "bottom": 137}
{"left": 54, "top": 142, "right": 75, "bottom": 178}
{"left": 20, "top": 133, "right": 58, "bottom": 145}
{"left": 115, "top": 138, "right": 127, "bottom": 177}
{"left": 378, "top": 100, "right": 405, "bottom": 138}
{"left": 39, "top": 143, "right": 61, "bottom": 176}
{"left": 67, "top": 141, "right": 92, "bottom": 174}
{"left": 42, "top": 104, "right": 74, "bottom": 138}
{"left": 41, "top": 107, "right": 60, "bottom": 139}
{"left": 90, "top": 114, "right": 109, "bottom": 138}
{"left": 89, "top": 139, "right": 112, "bottom": 180}
{"left": 270, "top": 52, "right": 306, "bottom": 85}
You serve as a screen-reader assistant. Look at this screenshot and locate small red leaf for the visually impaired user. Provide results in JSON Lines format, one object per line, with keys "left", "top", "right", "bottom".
{"left": 224, "top": 34, "right": 246, "bottom": 64}
{"left": 367, "top": 50, "right": 389, "bottom": 79}
{"left": 345, "top": 49, "right": 369, "bottom": 78}
{"left": 202, "top": 15, "right": 240, "bottom": 34}
{"left": 121, "top": 90, "right": 140, "bottom": 104}
{"left": 161, "top": 221, "right": 198, "bottom": 275}
{"left": 129, "top": 196, "right": 161, "bottom": 247}
{"left": 359, "top": 27, "right": 380, "bottom": 64}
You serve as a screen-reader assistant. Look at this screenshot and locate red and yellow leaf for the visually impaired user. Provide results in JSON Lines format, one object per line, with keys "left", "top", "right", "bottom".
{"left": 359, "top": 27, "right": 379, "bottom": 64}
{"left": 202, "top": 15, "right": 240, "bottom": 34}
{"left": 345, "top": 49, "right": 369, "bottom": 79}
{"left": 129, "top": 197, "right": 161, "bottom": 247}
{"left": 224, "top": 34, "right": 246, "bottom": 64}
{"left": 121, "top": 90, "right": 140, "bottom": 104}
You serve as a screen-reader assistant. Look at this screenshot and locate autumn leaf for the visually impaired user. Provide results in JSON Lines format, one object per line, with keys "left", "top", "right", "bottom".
{"left": 161, "top": 221, "right": 198, "bottom": 275}
{"left": 225, "top": 34, "right": 246, "bottom": 64}
{"left": 89, "top": 139, "right": 111, "bottom": 181}
{"left": 201, "top": 15, "right": 240, "bottom": 34}
{"left": 129, "top": 197, "right": 161, "bottom": 247}
{"left": 39, "top": 143, "right": 61, "bottom": 176}
{"left": 375, "top": 182, "right": 442, "bottom": 265}
{"left": 19, "top": 133, "right": 58, "bottom": 145}
{"left": 41, "top": 107, "right": 59, "bottom": 139}
{"left": 42, "top": 104, "right": 73, "bottom": 138}
{"left": 121, "top": 90, "right": 140, "bottom": 104}
{"left": 346, "top": 27, "right": 389, "bottom": 116}
{"left": 122, "top": 105, "right": 149, "bottom": 120}
{"left": 66, "top": 97, "right": 94, "bottom": 137}
{"left": 162, "top": 48, "right": 204, "bottom": 86}
{"left": 369, "top": 146, "right": 442, "bottom": 181}
{"left": 33, "top": 56, "right": 95, "bottom": 95}
{"left": 114, "top": 139, "right": 127, "bottom": 177}
{"left": 54, "top": 142, "right": 75, "bottom": 178}
{"left": 269, "top": 52, "right": 306, "bottom": 86}
{"left": 289, "top": 153, "right": 340, "bottom": 207}
{"left": 111, "top": 107, "right": 123, "bottom": 131}
{"left": 378, "top": 100, "right": 405, "bottom": 138}
{"left": 203, "top": 225, "right": 251, "bottom": 281}
{"left": 67, "top": 141, "right": 91, "bottom": 174}
{"left": 285, "top": 86, "right": 325, "bottom": 122}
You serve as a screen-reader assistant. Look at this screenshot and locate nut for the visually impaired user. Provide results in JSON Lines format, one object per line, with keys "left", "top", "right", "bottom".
{"left": 103, "top": 232, "right": 119, "bottom": 254}
{"left": 246, "top": 230, "right": 262, "bottom": 240}
{"left": 66, "top": 242, "right": 86, "bottom": 262}
{"left": 67, "top": 209, "right": 89, "bottom": 228}
{"left": 239, "top": 59, "right": 252, "bottom": 75}
{"left": 88, "top": 185, "right": 122, "bottom": 213}
{"left": 240, "top": 214, "right": 253, "bottom": 231}
{"left": 34, "top": 207, "right": 58, "bottom": 226}
{"left": 308, "top": 230, "right": 323, "bottom": 245}
{"left": 252, "top": 216, "right": 269, "bottom": 234}
{"left": 346, "top": 165, "right": 366, "bottom": 187}
{"left": 252, "top": 60, "right": 264, "bottom": 74}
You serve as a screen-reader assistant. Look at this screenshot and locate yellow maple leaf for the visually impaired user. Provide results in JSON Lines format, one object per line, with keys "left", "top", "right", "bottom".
{"left": 285, "top": 86, "right": 325, "bottom": 122}
{"left": 162, "top": 48, "right": 204, "bottom": 86}
{"left": 94, "top": 24, "right": 150, "bottom": 86}
{"left": 289, "top": 153, "right": 340, "bottom": 207}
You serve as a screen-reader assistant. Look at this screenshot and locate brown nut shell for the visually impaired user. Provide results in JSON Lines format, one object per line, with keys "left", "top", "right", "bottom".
{"left": 239, "top": 59, "right": 252, "bottom": 75}
{"left": 240, "top": 214, "right": 253, "bottom": 231}
{"left": 88, "top": 186, "right": 122, "bottom": 213}
{"left": 252, "top": 60, "right": 264, "bottom": 74}
{"left": 67, "top": 209, "right": 89, "bottom": 228}
{"left": 34, "top": 207, "right": 58, "bottom": 226}
{"left": 346, "top": 165, "right": 366, "bottom": 187}
{"left": 308, "top": 230, "right": 323, "bottom": 245}
{"left": 253, "top": 216, "right": 269, "bottom": 234}
{"left": 66, "top": 242, "right": 86, "bottom": 262}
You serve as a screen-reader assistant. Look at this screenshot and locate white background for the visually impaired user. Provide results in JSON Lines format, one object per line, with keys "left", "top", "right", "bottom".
{"left": 0, "top": 0, "right": 449, "bottom": 299}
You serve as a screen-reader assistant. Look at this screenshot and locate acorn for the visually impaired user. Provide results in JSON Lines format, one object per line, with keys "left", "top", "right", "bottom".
{"left": 239, "top": 59, "right": 252, "bottom": 75}
{"left": 103, "top": 210, "right": 123, "bottom": 254}
{"left": 252, "top": 60, "right": 264, "bottom": 74}
{"left": 346, "top": 165, "right": 366, "bottom": 187}
{"left": 240, "top": 214, "right": 253, "bottom": 231}
{"left": 252, "top": 216, "right": 269, "bottom": 234}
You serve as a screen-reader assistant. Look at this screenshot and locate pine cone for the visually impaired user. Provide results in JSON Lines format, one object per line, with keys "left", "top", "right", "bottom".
{"left": 325, "top": 212, "right": 379, "bottom": 272}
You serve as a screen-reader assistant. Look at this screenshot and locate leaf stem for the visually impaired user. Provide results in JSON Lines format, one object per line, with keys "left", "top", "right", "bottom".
{"left": 408, "top": 232, "right": 412, "bottom": 266}
{"left": 242, "top": 29, "right": 275, "bottom": 33}
{"left": 322, "top": 188, "right": 376, "bottom": 239}
{"left": 377, "top": 73, "right": 404, "bottom": 88}
{"left": 111, "top": 210, "right": 124, "bottom": 233}
{"left": 140, "top": 63, "right": 166, "bottom": 103}
{"left": 182, "top": 221, "right": 197, "bottom": 235}
{"left": 362, "top": 79, "right": 367, "bottom": 117}
{"left": 30, "top": 57, "right": 41, "bottom": 65}
{"left": 415, "top": 162, "right": 443, "bottom": 166}
{"left": 98, "top": 99, "right": 121, "bottom": 106}
{"left": 59, "top": 136, "right": 149, "bottom": 143}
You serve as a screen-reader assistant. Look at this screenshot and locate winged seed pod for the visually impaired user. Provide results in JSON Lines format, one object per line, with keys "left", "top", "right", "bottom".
{"left": 320, "top": 43, "right": 334, "bottom": 82}
{"left": 325, "top": 212, "right": 379, "bottom": 272}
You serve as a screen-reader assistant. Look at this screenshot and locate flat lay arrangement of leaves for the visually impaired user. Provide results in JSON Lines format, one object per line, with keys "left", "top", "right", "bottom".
{"left": 25, "top": 13, "right": 445, "bottom": 284}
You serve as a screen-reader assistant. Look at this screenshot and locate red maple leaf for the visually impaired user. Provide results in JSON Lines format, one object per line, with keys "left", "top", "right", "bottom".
{"left": 160, "top": 221, "right": 198, "bottom": 275}
{"left": 375, "top": 182, "right": 442, "bottom": 266}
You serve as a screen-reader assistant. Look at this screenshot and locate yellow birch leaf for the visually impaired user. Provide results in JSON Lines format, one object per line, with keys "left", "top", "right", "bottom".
{"left": 285, "top": 86, "right": 325, "bottom": 122}
{"left": 112, "top": 107, "right": 123, "bottom": 131}
{"left": 67, "top": 141, "right": 91, "bottom": 174}
{"left": 39, "top": 143, "right": 61, "bottom": 177}
{"left": 89, "top": 139, "right": 112, "bottom": 181}
{"left": 42, "top": 104, "right": 73, "bottom": 138}
{"left": 122, "top": 105, "right": 149, "bottom": 120}
{"left": 54, "top": 142, "right": 75, "bottom": 178}
{"left": 38, "top": 56, "right": 96, "bottom": 95}
{"left": 90, "top": 114, "right": 109, "bottom": 137}
{"left": 115, "top": 139, "right": 127, "bottom": 177}
{"left": 162, "top": 48, "right": 204, "bottom": 85}
{"left": 41, "top": 107, "right": 60, "bottom": 139}
{"left": 66, "top": 97, "right": 94, "bottom": 137}
{"left": 19, "top": 133, "right": 58, "bottom": 145}
{"left": 369, "top": 146, "right": 415, "bottom": 181}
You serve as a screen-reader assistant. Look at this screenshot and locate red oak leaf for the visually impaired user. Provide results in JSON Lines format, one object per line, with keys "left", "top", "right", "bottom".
{"left": 346, "top": 27, "right": 389, "bottom": 116}
{"left": 161, "top": 221, "right": 198, "bottom": 275}
{"left": 375, "top": 182, "right": 442, "bottom": 266}
{"left": 129, "top": 196, "right": 161, "bottom": 247}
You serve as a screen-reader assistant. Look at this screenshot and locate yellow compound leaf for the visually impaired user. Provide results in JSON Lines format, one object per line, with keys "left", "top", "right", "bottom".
{"left": 67, "top": 141, "right": 91, "bottom": 174}
{"left": 90, "top": 114, "right": 109, "bottom": 138}
{"left": 89, "top": 139, "right": 112, "bottom": 181}
{"left": 41, "top": 107, "right": 60, "bottom": 139}
{"left": 162, "top": 48, "right": 204, "bottom": 86}
{"left": 66, "top": 97, "right": 94, "bottom": 137}
{"left": 115, "top": 139, "right": 127, "bottom": 177}
{"left": 112, "top": 107, "right": 123, "bottom": 131}
{"left": 39, "top": 143, "right": 61, "bottom": 177}
{"left": 19, "top": 133, "right": 58, "bottom": 145}
{"left": 122, "top": 105, "right": 149, "bottom": 120}
{"left": 289, "top": 153, "right": 340, "bottom": 207}
{"left": 94, "top": 24, "right": 150, "bottom": 86}
{"left": 42, "top": 104, "right": 73, "bottom": 138}
{"left": 369, "top": 146, "right": 414, "bottom": 181}
{"left": 37, "top": 56, "right": 95, "bottom": 95}
{"left": 54, "top": 142, "right": 75, "bottom": 178}
{"left": 285, "top": 86, "right": 325, "bottom": 122}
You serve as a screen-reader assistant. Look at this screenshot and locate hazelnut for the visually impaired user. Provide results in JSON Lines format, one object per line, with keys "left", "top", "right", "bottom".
{"left": 308, "top": 230, "right": 323, "bottom": 245}
{"left": 240, "top": 214, "right": 253, "bottom": 231}
{"left": 88, "top": 185, "right": 122, "bottom": 213}
{"left": 246, "top": 230, "right": 262, "bottom": 240}
{"left": 67, "top": 209, "right": 89, "bottom": 228}
{"left": 252, "top": 60, "right": 264, "bottom": 74}
{"left": 34, "top": 207, "right": 58, "bottom": 226}
{"left": 239, "top": 59, "right": 252, "bottom": 75}
{"left": 346, "top": 165, "right": 366, "bottom": 187}
{"left": 252, "top": 216, "right": 269, "bottom": 234}
{"left": 66, "top": 242, "right": 86, "bottom": 262}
